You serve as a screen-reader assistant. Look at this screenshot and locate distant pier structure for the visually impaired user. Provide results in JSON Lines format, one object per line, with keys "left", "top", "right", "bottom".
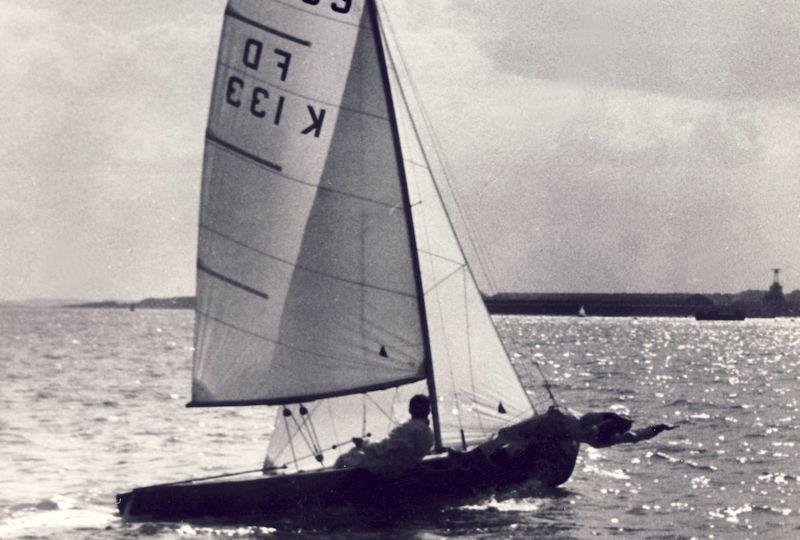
{"left": 764, "top": 268, "right": 785, "bottom": 307}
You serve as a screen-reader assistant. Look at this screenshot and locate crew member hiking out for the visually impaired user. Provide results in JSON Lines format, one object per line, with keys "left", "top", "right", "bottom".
{"left": 334, "top": 394, "right": 434, "bottom": 475}
{"left": 476, "top": 406, "right": 677, "bottom": 472}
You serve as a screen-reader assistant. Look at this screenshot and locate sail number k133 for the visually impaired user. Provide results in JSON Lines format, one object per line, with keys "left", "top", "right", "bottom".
{"left": 224, "top": 39, "right": 326, "bottom": 138}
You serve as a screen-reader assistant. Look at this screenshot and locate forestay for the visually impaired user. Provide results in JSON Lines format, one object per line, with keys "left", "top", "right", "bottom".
{"left": 190, "top": 0, "right": 428, "bottom": 406}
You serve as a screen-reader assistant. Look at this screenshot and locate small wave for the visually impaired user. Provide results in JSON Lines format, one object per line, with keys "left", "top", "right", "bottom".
{"left": 627, "top": 503, "right": 667, "bottom": 515}
{"left": 36, "top": 499, "right": 59, "bottom": 510}
{"left": 0, "top": 432, "right": 32, "bottom": 445}
{"left": 757, "top": 472, "right": 797, "bottom": 484}
{"left": 752, "top": 505, "right": 793, "bottom": 516}
{"left": 668, "top": 398, "right": 690, "bottom": 406}
{"left": 608, "top": 404, "right": 631, "bottom": 416}
{"left": 708, "top": 504, "right": 753, "bottom": 524}
{"left": 0, "top": 497, "right": 115, "bottom": 538}
{"left": 460, "top": 496, "right": 543, "bottom": 513}
{"left": 582, "top": 463, "right": 630, "bottom": 480}
{"left": 653, "top": 451, "right": 718, "bottom": 471}
{"left": 170, "top": 524, "right": 277, "bottom": 536}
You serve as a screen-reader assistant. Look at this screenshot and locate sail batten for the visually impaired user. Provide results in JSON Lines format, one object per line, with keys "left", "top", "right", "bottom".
{"left": 224, "top": 6, "right": 313, "bottom": 48}
{"left": 197, "top": 309, "right": 419, "bottom": 364}
{"left": 196, "top": 259, "right": 270, "bottom": 300}
{"left": 206, "top": 130, "right": 282, "bottom": 172}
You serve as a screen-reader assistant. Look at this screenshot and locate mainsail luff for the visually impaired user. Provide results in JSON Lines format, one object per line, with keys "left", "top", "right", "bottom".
{"left": 366, "top": 0, "right": 442, "bottom": 452}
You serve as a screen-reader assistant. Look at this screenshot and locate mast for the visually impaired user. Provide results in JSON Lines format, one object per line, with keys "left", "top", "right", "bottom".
{"left": 367, "top": 0, "right": 443, "bottom": 451}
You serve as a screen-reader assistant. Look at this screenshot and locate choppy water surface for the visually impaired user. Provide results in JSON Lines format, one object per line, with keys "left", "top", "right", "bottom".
{"left": 1, "top": 309, "right": 798, "bottom": 538}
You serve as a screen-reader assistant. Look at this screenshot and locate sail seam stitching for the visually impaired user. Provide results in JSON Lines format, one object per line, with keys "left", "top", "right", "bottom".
{"left": 197, "top": 309, "right": 417, "bottom": 368}
{"left": 416, "top": 249, "right": 466, "bottom": 267}
{"left": 423, "top": 264, "right": 466, "bottom": 295}
{"left": 404, "top": 158, "right": 428, "bottom": 169}
{"left": 200, "top": 223, "right": 417, "bottom": 298}
{"left": 205, "top": 131, "right": 404, "bottom": 209}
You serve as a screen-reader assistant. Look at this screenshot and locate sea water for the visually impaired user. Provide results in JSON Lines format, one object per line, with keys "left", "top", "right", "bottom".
{"left": 0, "top": 308, "right": 798, "bottom": 539}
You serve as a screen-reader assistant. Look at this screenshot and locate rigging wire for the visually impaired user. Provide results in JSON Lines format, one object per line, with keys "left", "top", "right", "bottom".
{"left": 387, "top": 387, "right": 400, "bottom": 433}
{"left": 142, "top": 466, "right": 288, "bottom": 489}
{"left": 326, "top": 400, "right": 341, "bottom": 457}
{"left": 365, "top": 392, "right": 400, "bottom": 426}
{"left": 361, "top": 395, "right": 368, "bottom": 437}
{"left": 376, "top": 1, "right": 500, "bottom": 295}
{"left": 281, "top": 410, "right": 299, "bottom": 472}
{"left": 299, "top": 404, "right": 324, "bottom": 462}
{"left": 413, "top": 96, "right": 502, "bottom": 295}
{"left": 285, "top": 407, "right": 319, "bottom": 459}
{"left": 285, "top": 434, "right": 373, "bottom": 470}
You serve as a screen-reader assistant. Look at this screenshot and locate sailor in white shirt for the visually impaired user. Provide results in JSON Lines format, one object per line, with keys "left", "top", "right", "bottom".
{"left": 334, "top": 394, "right": 434, "bottom": 475}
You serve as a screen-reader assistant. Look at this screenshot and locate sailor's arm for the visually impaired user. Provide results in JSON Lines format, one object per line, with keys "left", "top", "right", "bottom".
{"left": 591, "top": 424, "right": 677, "bottom": 448}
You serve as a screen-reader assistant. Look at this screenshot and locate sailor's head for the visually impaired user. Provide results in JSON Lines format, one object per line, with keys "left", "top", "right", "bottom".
{"left": 409, "top": 394, "right": 431, "bottom": 419}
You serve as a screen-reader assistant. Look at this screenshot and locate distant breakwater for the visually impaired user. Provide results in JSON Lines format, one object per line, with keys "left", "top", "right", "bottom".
{"left": 485, "top": 292, "right": 799, "bottom": 318}
{"left": 63, "top": 291, "right": 799, "bottom": 318}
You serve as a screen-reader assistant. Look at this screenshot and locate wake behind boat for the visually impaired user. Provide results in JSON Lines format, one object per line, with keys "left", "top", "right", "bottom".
{"left": 117, "top": 0, "right": 671, "bottom": 523}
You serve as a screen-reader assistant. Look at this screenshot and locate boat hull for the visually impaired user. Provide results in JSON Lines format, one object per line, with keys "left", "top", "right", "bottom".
{"left": 117, "top": 436, "right": 579, "bottom": 523}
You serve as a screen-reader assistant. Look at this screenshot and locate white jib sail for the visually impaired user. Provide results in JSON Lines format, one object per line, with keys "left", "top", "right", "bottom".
{"left": 265, "top": 1, "right": 537, "bottom": 470}
{"left": 191, "top": 0, "right": 428, "bottom": 406}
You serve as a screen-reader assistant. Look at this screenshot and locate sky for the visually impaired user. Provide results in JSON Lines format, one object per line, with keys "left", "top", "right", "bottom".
{"left": 1, "top": 0, "right": 798, "bottom": 301}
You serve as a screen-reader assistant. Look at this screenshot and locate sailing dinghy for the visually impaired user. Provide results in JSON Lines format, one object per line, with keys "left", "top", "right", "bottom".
{"left": 117, "top": 0, "right": 578, "bottom": 522}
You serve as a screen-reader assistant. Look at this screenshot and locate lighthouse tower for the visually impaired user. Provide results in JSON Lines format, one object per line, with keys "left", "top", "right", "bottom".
{"left": 764, "top": 268, "right": 785, "bottom": 306}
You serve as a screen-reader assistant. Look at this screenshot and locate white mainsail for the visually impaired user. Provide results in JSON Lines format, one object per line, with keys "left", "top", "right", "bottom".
{"left": 193, "top": 0, "right": 544, "bottom": 471}
{"left": 191, "top": 0, "right": 428, "bottom": 406}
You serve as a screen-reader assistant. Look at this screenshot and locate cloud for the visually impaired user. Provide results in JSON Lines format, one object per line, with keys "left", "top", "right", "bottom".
{"left": 450, "top": 0, "right": 800, "bottom": 101}
{"left": 2, "top": 1, "right": 797, "bottom": 298}
{"left": 381, "top": 2, "right": 800, "bottom": 292}
{"left": 0, "top": 2, "right": 223, "bottom": 299}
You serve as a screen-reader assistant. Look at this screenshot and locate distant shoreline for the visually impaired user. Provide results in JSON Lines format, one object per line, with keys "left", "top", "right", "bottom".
{"left": 8, "top": 289, "right": 794, "bottom": 318}
{"left": 64, "top": 296, "right": 196, "bottom": 310}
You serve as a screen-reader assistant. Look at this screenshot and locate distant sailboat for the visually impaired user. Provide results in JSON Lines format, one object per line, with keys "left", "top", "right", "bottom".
{"left": 117, "top": 0, "right": 576, "bottom": 522}
{"left": 578, "top": 305, "right": 587, "bottom": 317}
